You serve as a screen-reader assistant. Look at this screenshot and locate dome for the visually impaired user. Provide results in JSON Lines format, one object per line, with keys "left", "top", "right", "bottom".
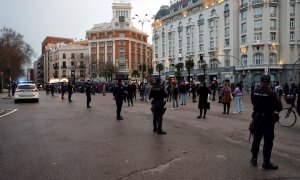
{"left": 154, "top": 5, "right": 170, "bottom": 20}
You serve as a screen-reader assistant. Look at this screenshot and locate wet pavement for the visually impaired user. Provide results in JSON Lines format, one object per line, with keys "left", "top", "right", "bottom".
{"left": 0, "top": 92, "right": 299, "bottom": 179}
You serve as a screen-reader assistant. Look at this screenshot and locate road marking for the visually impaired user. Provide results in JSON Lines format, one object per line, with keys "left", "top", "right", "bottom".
{"left": 0, "top": 109, "right": 18, "bottom": 118}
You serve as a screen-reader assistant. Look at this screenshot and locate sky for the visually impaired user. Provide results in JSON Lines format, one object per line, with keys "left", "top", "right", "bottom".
{"left": 0, "top": 0, "right": 171, "bottom": 67}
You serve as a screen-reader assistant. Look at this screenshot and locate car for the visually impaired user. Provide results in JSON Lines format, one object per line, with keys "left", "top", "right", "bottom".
{"left": 14, "top": 83, "right": 39, "bottom": 103}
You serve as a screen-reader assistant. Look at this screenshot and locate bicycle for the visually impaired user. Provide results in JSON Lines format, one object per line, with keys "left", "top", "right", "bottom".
{"left": 278, "top": 96, "right": 297, "bottom": 127}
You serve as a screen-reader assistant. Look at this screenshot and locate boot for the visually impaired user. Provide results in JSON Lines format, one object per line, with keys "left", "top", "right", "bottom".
{"left": 250, "top": 158, "right": 257, "bottom": 167}
{"left": 262, "top": 162, "right": 278, "bottom": 170}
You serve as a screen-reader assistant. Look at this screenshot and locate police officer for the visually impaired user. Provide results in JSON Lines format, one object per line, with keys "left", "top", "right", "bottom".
{"left": 113, "top": 79, "right": 125, "bottom": 120}
{"left": 149, "top": 78, "right": 168, "bottom": 135}
{"left": 85, "top": 81, "right": 92, "bottom": 108}
{"left": 250, "top": 75, "right": 282, "bottom": 170}
{"left": 67, "top": 82, "right": 74, "bottom": 102}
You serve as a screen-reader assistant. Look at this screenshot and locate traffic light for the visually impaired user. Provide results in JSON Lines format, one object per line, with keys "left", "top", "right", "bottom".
{"left": 200, "top": 54, "right": 204, "bottom": 61}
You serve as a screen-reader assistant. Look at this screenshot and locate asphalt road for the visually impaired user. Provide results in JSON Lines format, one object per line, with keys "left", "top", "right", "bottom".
{"left": 0, "top": 92, "right": 300, "bottom": 180}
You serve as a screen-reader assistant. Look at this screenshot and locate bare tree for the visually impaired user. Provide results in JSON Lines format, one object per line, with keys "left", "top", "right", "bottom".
{"left": 0, "top": 27, "right": 34, "bottom": 80}
{"left": 98, "top": 62, "right": 118, "bottom": 82}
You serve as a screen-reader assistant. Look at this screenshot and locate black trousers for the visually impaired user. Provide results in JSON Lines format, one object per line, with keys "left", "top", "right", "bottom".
{"left": 127, "top": 97, "right": 133, "bottom": 106}
{"left": 223, "top": 102, "right": 230, "bottom": 113}
{"left": 68, "top": 92, "right": 72, "bottom": 101}
{"left": 61, "top": 92, "right": 65, "bottom": 99}
{"left": 116, "top": 100, "right": 123, "bottom": 118}
{"left": 199, "top": 108, "right": 207, "bottom": 117}
{"left": 251, "top": 123, "right": 274, "bottom": 163}
{"left": 153, "top": 108, "right": 163, "bottom": 131}
{"left": 86, "top": 94, "right": 91, "bottom": 106}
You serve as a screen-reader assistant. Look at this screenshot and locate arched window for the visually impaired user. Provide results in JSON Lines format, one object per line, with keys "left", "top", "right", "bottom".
{"left": 224, "top": 4, "right": 230, "bottom": 12}
{"left": 199, "top": 14, "right": 203, "bottom": 20}
{"left": 211, "top": 9, "right": 216, "bottom": 15}
{"left": 269, "top": 53, "right": 277, "bottom": 64}
{"left": 253, "top": 53, "right": 264, "bottom": 65}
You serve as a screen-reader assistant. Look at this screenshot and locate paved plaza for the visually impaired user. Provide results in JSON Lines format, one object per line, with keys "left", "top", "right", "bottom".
{"left": 0, "top": 92, "right": 299, "bottom": 179}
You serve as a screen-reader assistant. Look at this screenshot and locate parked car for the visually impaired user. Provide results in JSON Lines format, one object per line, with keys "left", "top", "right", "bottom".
{"left": 74, "top": 82, "right": 85, "bottom": 93}
{"left": 14, "top": 83, "right": 39, "bottom": 103}
{"left": 105, "top": 82, "right": 116, "bottom": 92}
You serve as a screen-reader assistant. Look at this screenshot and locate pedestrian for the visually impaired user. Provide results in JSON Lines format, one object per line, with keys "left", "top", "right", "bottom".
{"left": 60, "top": 82, "right": 65, "bottom": 99}
{"left": 171, "top": 83, "right": 179, "bottom": 110}
{"left": 179, "top": 81, "right": 188, "bottom": 105}
{"left": 221, "top": 81, "right": 232, "bottom": 114}
{"left": 197, "top": 81, "right": 210, "bottom": 119}
{"left": 295, "top": 84, "right": 300, "bottom": 115}
{"left": 127, "top": 81, "right": 134, "bottom": 106}
{"left": 211, "top": 80, "right": 218, "bottom": 101}
{"left": 67, "top": 82, "right": 74, "bottom": 102}
{"left": 149, "top": 78, "right": 168, "bottom": 134}
{"left": 274, "top": 81, "right": 283, "bottom": 103}
{"left": 45, "top": 83, "right": 50, "bottom": 95}
{"left": 250, "top": 75, "right": 282, "bottom": 170}
{"left": 11, "top": 81, "right": 17, "bottom": 96}
{"left": 218, "top": 83, "right": 223, "bottom": 103}
{"left": 113, "top": 79, "right": 126, "bottom": 120}
{"left": 233, "top": 82, "right": 243, "bottom": 113}
{"left": 50, "top": 83, "right": 55, "bottom": 96}
{"left": 191, "top": 82, "right": 197, "bottom": 102}
{"left": 85, "top": 81, "right": 92, "bottom": 108}
{"left": 284, "top": 83, "right": 289, "bottom": 97}
{"left": 132, "top": 82, "right": 137, "bottom": 100}
{"left": 102, "top": 83, "right": 106, "bottom": 96}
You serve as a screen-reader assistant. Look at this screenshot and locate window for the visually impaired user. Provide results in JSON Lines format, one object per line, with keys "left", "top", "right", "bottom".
{"left": 225, "top": 59, "right": 230, "bottom": 68}
{"left": 100, "top": 42, "right": 105, "bottom": 47}
{"left": 210, "top": 30, "right": 214, "bottom": 39}
{"left": 199, "top": 44, "right": 204, "bottom": 51}
{"left": 254, "top": 33, "right": 262, "bottom": 41}
{"left": 107, "top": 41, "right": 113, "bottom": 46}
{"left": 108, "top": 56, "right": 112, "bottom": 61}
{"left": 224, "top": 4, "right": 229, "bottom": 12}
{"left": 269, "top": 53, "right": 277, "bottom": 64}
{"left": 92, "top": 36, "right": 97, "bottom": 40}
{"left": 209, "top": 20, "right": 215, "bottom": 28}
{"left": 91, "top": 57, "right": 96, "bottom": 62}
{"left": 119, "top": 33, "right": 125, "bottom": 38}
{"left": 253, "top": 53, "right": 263, "bottom": 65}
{"left": 290, "top": 18, "right": 295, "bottom": 27}
{"left": 100, "top": 56, "right": 105, "bottom": 61}
{"left": 253, "top": 7, "right": 262, "bottom": 16}
{"left": 225, "top": 39, "right": 230, "bottom": 47}
{"left": 80, "top": 53, "right": 84, "bottom": 59}
{"left": 91, "top": 43, "right": 97, "bottom": 48}
{"left": 241, "top": 23, "right": 247, "bottom": 34}
{"left": 108, "top": 34, "right": 113, "bottom": 38}
{"left": 107, "top": 48, "right": 113, "bottom": 53}
{"left": 119, "top": 65, "right": 125, "bottom": 70}
{"left": 99, "top": 49, "right": 105, "bottom": 54}
{"left": 100, "top": 34, "right": 104, "bottom": 39}
{"left": 241, "top": 35, "right": 247, "bottom": 44}
{"left": 271, "top": 33, "right": 276, "bottom": 41}
{"left": 119, "top": 41, "right": 125, "bottom": 45}
{"left": 199, "top": 24, "right": 204, "bottom": 33}
{"left": 210, "top": 59, "right": 218, "bottom": 69}
{"left": 179, "top": 40, "right": 182, "bottom": 48}
{"left": 199, "top": 34, "right": 203, "bottom": 43}
{"left": 290, "top": 32, "right": 295, "bottom": 42}
{"left": 254, "top": 20, "right": 262, "bottom": 29}
{"left": 270, "top": 7, "right": 276, "bottom": 16}
{"left": 225, "top": 27, "right": 230, "bottom": 37}
{"left": 186, "top": 27, "right": 191, "bottom": 35}
{"left": 210, "top": 41, "right": 215, "bottom": 49}
{"left": 118, "top": 54, "right": 125, "bottom": 61}
{"left": 290, "top": 5, "right": 295, "bottom": 14}
{"left": 62, "top": 70, "right": 66, "bottom": 77}
{"left": 270, "top": 19, "right": 276, "bottom": 29}
{"left": 63, "top": 53, "right": 66, "bottom": 59}
{"left": 119, "top": 48, "right": 125, "bottom": 52}
{"left": 91, "top": 50, "right": 97, "bottom": 55}
{"left": 241, "top": 11, "right": 247, "bottom": 20}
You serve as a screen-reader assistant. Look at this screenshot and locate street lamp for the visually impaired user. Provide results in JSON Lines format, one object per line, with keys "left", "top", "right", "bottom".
{"left": 132, "top": 14, "right": 151, "bottom": 83}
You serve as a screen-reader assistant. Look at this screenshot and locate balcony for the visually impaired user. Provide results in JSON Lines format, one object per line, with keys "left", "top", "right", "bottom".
{"left": 254, "top": 14, "right": 262, "bottom": 19}
{"left": 197, "top": 19, "right": 204, "bottom": 25}
{"left": 240, "top": 3, "right": 248, "bottom": 10}
{"left": 252, "top": 0, "right": 264, "bottom": 7}
{"left": 224, "top": 9, "right": 230, "bottom": 15}
{"left": 177, "top": 26, "right": 183, "bottom": 32}
{"left": 290, "top": 26, "right": 295, "bottom": 30}
{"left": 254, "top": 27, "right": 262, "bottom": 32}
{"left": 236, "top": 64, "right": 283, "bottom": 70}
{"left": 270, "top": 27, "right": 276, "bottom": 31}
{"left": 268, "top": 40, "right": 279, "bottom": 45}
{"left": 268, "top": 0, "right": 278, "bottom": 4}
{"left": 252, "top": 40, "right": 264, "bottom": 45}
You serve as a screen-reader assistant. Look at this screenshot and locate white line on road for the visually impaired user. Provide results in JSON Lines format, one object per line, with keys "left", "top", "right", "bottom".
{"left": 0, "top": 109, "right": 18, "bottom": 118}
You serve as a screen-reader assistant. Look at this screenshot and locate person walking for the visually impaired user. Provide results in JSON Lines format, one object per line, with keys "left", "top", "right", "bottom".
{"left": 221, "top": 81, "right": 232, "bottom": 114}
{"left": 85, "top": 81, "right": 92, "bottom": 108}
{"left": 218, "top": 83, "right": 223, "bottom": 103}
{"left": 113, "top": 79, "right": 126, "bottom": 120}
{"left": 250, "top": 75, "right": 282, "bottom": 170}
{"left": 67, "top": 82, "right": 74, "bottom": 102}
{"left": 149, "top": 78, "right": 168, "bottom": 134}
{"left": 233, "top": 82, "right": 243, "bottom": 113}
{"left": 179, "top": 81, "right": 188, "bottom": 105}
{"left": 50, "top": 83, "right": 55, "bottom": 96}
{"left": 60, "top": 82, "right": 65, "bottom": 99}
{"left": 197, "top": 82, "right": 210, "bottom": 119}
{"left": 171, "top": 83, "right": 179, "bottom": 110}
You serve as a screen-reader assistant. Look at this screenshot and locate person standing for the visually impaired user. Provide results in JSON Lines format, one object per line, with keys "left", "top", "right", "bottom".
{"left": 67, "top": 82, "right": 74, "bottom": 102}
{"left": 149, "top": 78, "right": 168, "bottom": 134}
{"left": 233, "top": 82, "right": 243, "bottom": 113}
{"left": 85, "top": 81, "right": 92, "bottom": 108}
{"left": 250, "top": 75, "right": 282, "bottom": 170}
{"left": 127, "top": 81, "right": 134, "bottom": 106}
{"left": 171, "top": 83, "right": 179, "bottom": 110}
{"left": 274, "top": 81, "right": 283, "bottom": 103}
{"left": 197, "top": 82, "right": 210, "bottom": 119}
{"left": 102, "top": 83, "right": 106, "bottom": 96}
{"left": 50, "top": 83, "right": 55, "bottom": 96}
{"left": 179, "top": 81, "right": 188, "bottom": 105}
{"left": 218, "top": 83, "right": 223, "bottom": 103}
{"left": 221, "top": 82, "right": 232, "bottom": 114}
{"left": 60, "top": 82, "right": 65, "bottom": 99}
{"left": 113, "top": 79, "right": 125, "bottom": 120}
{"left": 11, "top": 81, "right": 17, "bottom": 96}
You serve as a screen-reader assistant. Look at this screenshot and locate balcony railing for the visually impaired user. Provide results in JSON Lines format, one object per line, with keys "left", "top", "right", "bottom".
{"left": 236, "top": 64, "right": 283, "bottom": 70}
{"left": 177, "top": 26, "right": 183, "bottom": 32}
{"left": 290, "top": 13, "right": 295, "bottom": 17}
{"left": 252, "top": 0, "right": 264, "bottom": 5}
{"left": 240, "top": 2, "right": 248, "bottom": 9}
{"left": 269, "top": 0, "right": 278, "bottom": 3}
{"left": 197, "top": 19, "right": 204, "bottom": 25}
{"left": 252, "top": 40, "right": 264, "bottom": 45}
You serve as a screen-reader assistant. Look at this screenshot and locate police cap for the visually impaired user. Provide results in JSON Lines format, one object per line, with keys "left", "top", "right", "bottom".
{"left": 261, "top": 75, "right": 270, "bottom": 82}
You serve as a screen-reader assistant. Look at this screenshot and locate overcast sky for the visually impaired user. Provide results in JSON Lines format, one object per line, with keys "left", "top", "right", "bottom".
{"left": 0, "top": 0, "right": 170, "bottom": 66}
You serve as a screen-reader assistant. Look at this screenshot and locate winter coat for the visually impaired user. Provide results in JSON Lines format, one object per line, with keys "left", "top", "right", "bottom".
{"left": 221, "top": 86, "right": 232, "bottom": 103}
{"left": 198, "top": 86, "right": 210, "bottom": 109}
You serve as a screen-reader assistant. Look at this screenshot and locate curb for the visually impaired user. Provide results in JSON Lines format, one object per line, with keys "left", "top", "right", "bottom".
{"left": 1, "top": 96, "right": 12, "bottom": 99}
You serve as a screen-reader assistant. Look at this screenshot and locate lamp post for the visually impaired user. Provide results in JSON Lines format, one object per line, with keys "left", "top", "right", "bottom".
{"left": 200, "top": 61, "right": 207, "bottom": 82}
{"left": 132, "top": 14, "right": 151, "bottom": 83}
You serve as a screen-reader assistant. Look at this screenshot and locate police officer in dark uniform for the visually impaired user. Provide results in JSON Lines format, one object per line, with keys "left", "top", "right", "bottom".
{"left": 85, "top": 81, "right": 92, "bottom": 108}
{"left": 250, "top": 75, "right": 282, "bottom": 170}
{"left": 113, "top": 79, "right": 125, "bottom": 120}
{"left": 149, "top": 78, "right": 168, "bottom": 135}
